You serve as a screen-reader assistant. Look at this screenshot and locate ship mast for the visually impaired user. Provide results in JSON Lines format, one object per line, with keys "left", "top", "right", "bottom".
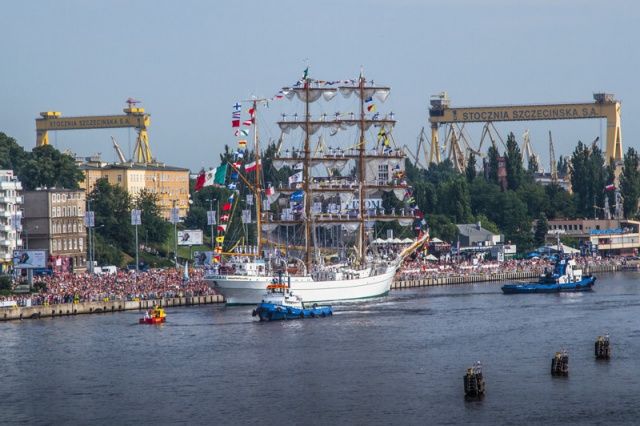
{"left": 357, "top": 74, "right": 366, "bottom": 261}
{"left": 253, "top": 99, "right": 262, "bottom": 257}
{"left": 237, "top": 98, "right": 265, "bottom": 257}
{"left": 303, "top": 76, "right": 312, "bottom": 268}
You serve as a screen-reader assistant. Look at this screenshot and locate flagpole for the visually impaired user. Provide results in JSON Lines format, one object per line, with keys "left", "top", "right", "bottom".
{"left": 252, "top": 99, "right": 262, "bottom": 258}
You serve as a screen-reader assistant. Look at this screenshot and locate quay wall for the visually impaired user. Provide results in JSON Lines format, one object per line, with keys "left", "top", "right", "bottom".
{"left": 391, "top": 264, "right": 619, "bottom": 289}
{"left": 1, "top": 295, "right": 224, "bottom": 322}
{"left": 1, "top": 264, "right": 620, "bottom": 321}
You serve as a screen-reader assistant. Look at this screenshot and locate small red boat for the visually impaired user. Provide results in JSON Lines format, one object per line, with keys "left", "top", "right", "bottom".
{"left": 140, "top": 306, "right": 166, "bottom": 324}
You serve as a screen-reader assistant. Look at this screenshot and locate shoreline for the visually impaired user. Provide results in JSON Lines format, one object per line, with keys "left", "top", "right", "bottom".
{"left": 391, "top": 263, "right": 620, "bottom": 289}
{"left": 1, "top": 295, "right": 223, "bottom": 322}
{"left": 1, "top": 264, "right": 623, "bottom": 322}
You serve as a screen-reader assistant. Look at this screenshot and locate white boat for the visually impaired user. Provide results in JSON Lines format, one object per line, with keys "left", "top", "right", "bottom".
{"left": 205, "top": 68, "right": 428, "bottom": 305}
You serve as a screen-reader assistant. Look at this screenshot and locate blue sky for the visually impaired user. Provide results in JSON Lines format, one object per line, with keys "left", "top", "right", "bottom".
{"left": 1, "top": 0, "right": 638, "bottom": 174}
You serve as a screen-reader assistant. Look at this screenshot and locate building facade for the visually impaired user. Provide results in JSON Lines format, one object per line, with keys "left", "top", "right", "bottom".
{"left": 545, "top": 219, "right": 640, "bottom": 257}
{"left": 77, "top": 156, "right": 190, "bottom": 220}
{"left": 0, "top": 170, "right": 23, "bottom": 273}
{"left": 22, "top": 188, "right": 87, "bottom": 273}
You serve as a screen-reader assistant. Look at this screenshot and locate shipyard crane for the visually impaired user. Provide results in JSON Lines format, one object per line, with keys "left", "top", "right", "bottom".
{"left": 477, "top": 122, "right": 506, "bottom": 154}
{"left": 428, "top": 92, "right": 623, "bottom": 164}
{"left": 35, "top": 99, "right": 155, "bottom": 164}
{"left": 549, "top": 131, "right": 558, "bottom": 184}
{"left": 522, "top": 129, "right": 542, "bottom": 173}
{"left": 588, "top": 136, "right": 601, "bottom": 154}
{"left": 111, "top": 136, "right": 128, "bottom": 163}
{"left": 400, "top": 128, "right": 430, "bottom": 169}
{"left": 445, "top": 125, "right": 466, "bottom": 173}
{"left": 416, "top": 127, "right": 430, "bottom": 168}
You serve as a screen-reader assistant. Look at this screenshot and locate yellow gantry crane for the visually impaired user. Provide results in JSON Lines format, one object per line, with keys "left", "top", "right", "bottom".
{"left": 428, "top": 92, "right": 623, "bottom": 164}
{"left": 35, "top": 98, "right": 155, "bottom": 164}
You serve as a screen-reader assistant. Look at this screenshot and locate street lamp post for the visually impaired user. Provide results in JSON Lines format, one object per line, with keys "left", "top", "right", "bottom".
{"left": 92, "top": 225, "right": 104, "bottom": 270}
{"left": 132, "top": 205, "right": 141, "bottom": 271}
{"left": 85, "top": 198, "right": 95, "bottom": 273}
{"left": 171, "top": 200, "right": 179, "bottom": 270}
{"left": 206, "top": 198, "right": 217, "bottom": 251}
{"left": 25, "top": 226, "right": 38, "bottom": 249}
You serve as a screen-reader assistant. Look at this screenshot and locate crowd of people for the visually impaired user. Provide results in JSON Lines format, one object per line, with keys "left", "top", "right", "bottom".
{"left": 2, "top": 267, "right": 215, "bottom": 307}
{"left": 394, "top": 253, "right": 625, "bottom": 282}
{"left": 0, "top": 252, "right": 630, "bottom": 308}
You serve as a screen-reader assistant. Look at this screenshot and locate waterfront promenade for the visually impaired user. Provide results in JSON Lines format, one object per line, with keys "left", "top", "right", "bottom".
{"left": 0, "top": 257, "right": 625, "bottom": 321}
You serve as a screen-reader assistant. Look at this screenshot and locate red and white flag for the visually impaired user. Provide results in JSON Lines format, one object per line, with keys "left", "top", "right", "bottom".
{"left": 245, "top": 160, "right": 261, "bottom": 173}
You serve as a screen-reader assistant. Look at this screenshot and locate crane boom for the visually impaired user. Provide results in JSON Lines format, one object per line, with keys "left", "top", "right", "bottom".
{"left": 111, "top": 136, "right": 128, "bottom": 163}
{"left": 549, "top": 131, "right": 558, "bottom": 184}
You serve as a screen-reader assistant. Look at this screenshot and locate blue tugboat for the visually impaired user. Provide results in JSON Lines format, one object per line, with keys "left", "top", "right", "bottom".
{"left": 252, "top": 284, "right": 333, "bottom": 321}
{"left": 501, "top": 257, "right": 596, "bottom": 294}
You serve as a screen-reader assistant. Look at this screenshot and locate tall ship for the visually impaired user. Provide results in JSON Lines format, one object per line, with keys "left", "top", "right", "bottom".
{"left": 205, "top": 69, "right": 428, "bottom": 305}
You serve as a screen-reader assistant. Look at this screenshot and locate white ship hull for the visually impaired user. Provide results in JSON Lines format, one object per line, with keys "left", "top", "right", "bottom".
{"left": 205, "top": 267, "right": 396, "bottom": 305}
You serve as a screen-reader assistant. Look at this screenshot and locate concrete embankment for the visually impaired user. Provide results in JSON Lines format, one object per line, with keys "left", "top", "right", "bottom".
{"left": 391, "top": 263, "right": 620, "bottom": 290}
{"left": 1, "top": 295, "right": 224, "bottom": 322}
{"left": 2, "top": 264, "right": 621, "bottom": 321}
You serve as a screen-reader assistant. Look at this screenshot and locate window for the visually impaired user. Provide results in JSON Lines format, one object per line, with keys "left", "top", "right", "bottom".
{"left": 63, "top": 207, "right": 66, "bottom": 217}
{"left": 117, "top": 174, "right": 122, "bottom": 182}
{"left": 73, "top": 223, "right": 77, "bottom": 232}
{"left": 377, "top": 164, "right": 389, "bottom": 183}
{"left": 79, "top": 238, "right": 83, "bottom": 249}
{"left": 63, "top": 223, "right": 67, "bottom": 233}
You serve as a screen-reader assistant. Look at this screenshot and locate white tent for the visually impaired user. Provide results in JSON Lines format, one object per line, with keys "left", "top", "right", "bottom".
{"left": 553, "top": 244, "right": 580, "bottom": 254}
{"left": 401, "top": 238, "right": 414, "bottom": 243}
{"left": 424, "top": 254, "right": 438, "bottom": 261}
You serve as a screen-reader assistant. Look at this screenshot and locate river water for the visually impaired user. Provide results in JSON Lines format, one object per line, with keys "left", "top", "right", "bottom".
{"left": 2, "top": 272, "right": 639, "bottom": 425}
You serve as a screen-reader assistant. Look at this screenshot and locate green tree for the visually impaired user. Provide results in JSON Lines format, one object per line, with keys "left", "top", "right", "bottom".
{"left": 527, "top": 154, "right": 540, "bottom": 175}
{"left": 425, "top": 213, "right": 459, "bottom": 242}
{"left": 0, "top": 132, "right": 27, "bottom": 171}
{"left": 465, "top": 151, "right": 477, "bottom": 183}
{"left": 517, "top": 182, "right": 550, "bottom": 219}
{"left": 412, "top": 181, "right": 437, "bottom": 215}
{"left": 504, "top": 132, "right": 524, "bottom": 191}
{"left": 469, "top": 178, "right": 503, "bottom": 222}
{"left": 19, "top": 145, "right": 84, "bottom": 190}
{"left": 570, "top": 142, "right": 606, "bottom": 218}
{"left": 557, "top": 156, "right": 569, "bottom": 175}
{"left": 424, "top": 159, "right": 458, "bottom": 187}
{"left": 436, "top": 177, "right": 473, "bottom": 224}
{"left": 135, "top": 189, "right": 170, "bottom": 244}
{"left": 487, "top": 145, "right": 500, "bottom": 186}
{"left": 534, "top": 213, "right": 549, "bottom": 247}
{"left": 619, "top": 147, "right": 640, "bottom": 218}
{"left": 89, "top": 178, "right": 134, "bottom": 257}
{"left": 544, "top": 183, "right": 575, "bottom": 219}
{"left": 473, "top": 214, "right": 500, "bottom": 235}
